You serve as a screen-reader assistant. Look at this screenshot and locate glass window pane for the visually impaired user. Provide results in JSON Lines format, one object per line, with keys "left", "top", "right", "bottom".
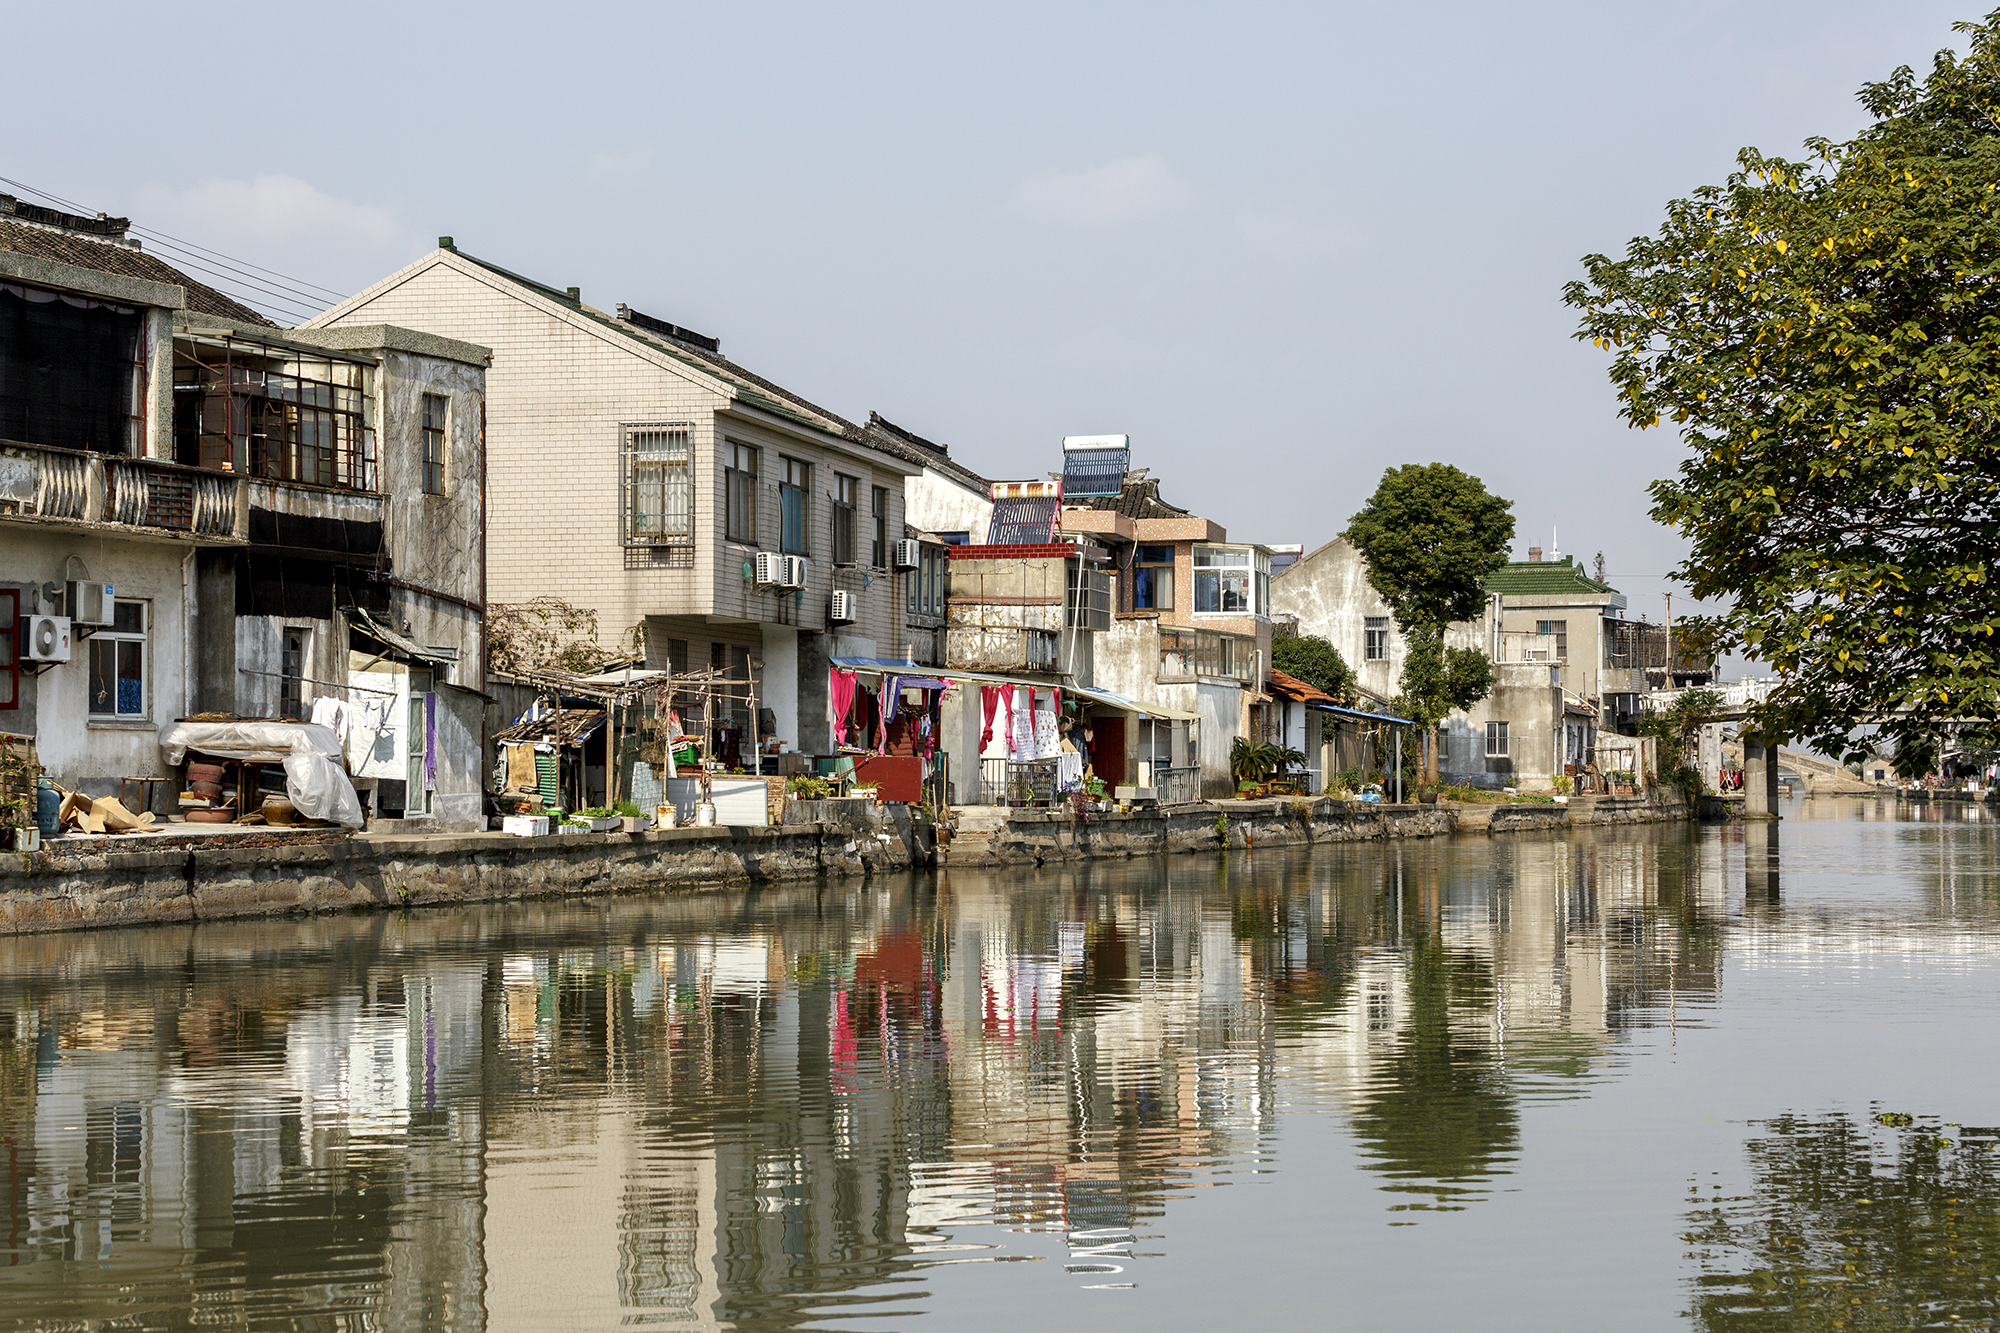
{"left": 112, "top": 601, "right": 143, "bottom": 634}
{"left": 116, "top": 640, "right": 143, "bottom": 714}
{"left": 1194, "top": 571, "right": 1219, "bottom": 613}
{"left": 90, "top": 639, "right": 114, "bottom": 714}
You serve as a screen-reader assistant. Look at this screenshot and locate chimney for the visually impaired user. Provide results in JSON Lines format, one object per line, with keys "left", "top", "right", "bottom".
{"left": 1528, "top": 546, "right": 1543, "bottom": 562}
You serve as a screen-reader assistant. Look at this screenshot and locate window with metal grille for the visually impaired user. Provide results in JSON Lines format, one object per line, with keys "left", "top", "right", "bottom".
{"left": 624, "top": 424, "right": 693, "bottom": 546}
{"left": 88, "top": 600, "right": 147, "bottom": 718}
{"left": 420, "top": 394, "right": 447, "bottom": 494}
{"left": 781, "top": 458, "right": 809, "bottom": 554}
{"left": 1066, "top": 565, "right": 1111, "bottom": 631}
{"left": 725, "top": 442, "right": 757, "bottom": 544}
{"left": 1485, "top": 720, "right": 1509, "bottom": 757}
{"left": 833, "top": 473, "right": 857, "bottom": 565}
{"left": 1536, "top": 619, "right": 1568, "bottom": 660}
{"left": 871, "top": 486, "right": 888, "bottom": 567}
{"left": 904, "top": 543, "right": 947, "bottom": 617}
{"left": 1365, "top": 616, "right": 1390, "bottom": 661}
{"left": 0, "top": 589, "right": 17, "bottom": 710}
{"left": 1133, "top": 544, "right": 1174, "bottom": 611}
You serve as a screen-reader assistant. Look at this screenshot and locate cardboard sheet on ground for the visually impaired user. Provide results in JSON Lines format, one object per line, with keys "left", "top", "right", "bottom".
{"left": 157, "top": 721, "right": 365, "bottom": 828}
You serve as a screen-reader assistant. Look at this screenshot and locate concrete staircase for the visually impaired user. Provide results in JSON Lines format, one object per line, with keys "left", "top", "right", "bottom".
{"left": 943, "top": 805, "right": 1006, "bottom": 866}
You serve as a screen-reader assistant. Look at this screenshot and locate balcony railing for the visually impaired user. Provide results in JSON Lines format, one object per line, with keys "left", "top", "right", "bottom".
{"left": 0, "top": 441, "right": 246, "bottom": 541}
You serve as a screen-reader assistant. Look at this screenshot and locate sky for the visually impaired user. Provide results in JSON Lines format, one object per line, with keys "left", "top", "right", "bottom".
{"left": 5, "top": 1, "right": 1977, "bottom": 666}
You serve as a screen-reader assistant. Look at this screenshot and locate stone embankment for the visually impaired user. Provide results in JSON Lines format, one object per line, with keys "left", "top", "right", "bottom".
{"left": 0, "top": 792, "right": 1685, "bottom": 937}
{"left": 942, "top": 792, "right": 1685, "bottom": 866}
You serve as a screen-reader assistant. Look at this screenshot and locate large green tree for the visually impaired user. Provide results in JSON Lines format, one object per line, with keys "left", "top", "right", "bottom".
{"left": 1565, "top": 13, "right": 2000, "bottom": 761}
{"left": 1344, "top": 464, "right": 1515, "bottom": 782}
{"left": 1271, "top": 633, "right": 1356, "bottom": 703}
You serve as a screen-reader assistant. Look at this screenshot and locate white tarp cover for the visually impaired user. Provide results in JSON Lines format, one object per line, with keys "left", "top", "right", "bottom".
{"left": 157, "top": 721, "right": 366, "bottom": 828}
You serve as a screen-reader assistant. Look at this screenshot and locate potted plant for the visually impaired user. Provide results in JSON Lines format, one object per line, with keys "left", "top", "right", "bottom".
{"left": 574, "top": 806, "right": 623, "bottom": 832}
{"left": 614, "top": 800, "right": 651, "bottom": 833}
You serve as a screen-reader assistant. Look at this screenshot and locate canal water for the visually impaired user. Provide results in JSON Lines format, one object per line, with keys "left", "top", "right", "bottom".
{"left": 3, "top": 797, "right": 1998, "bottom": 1331}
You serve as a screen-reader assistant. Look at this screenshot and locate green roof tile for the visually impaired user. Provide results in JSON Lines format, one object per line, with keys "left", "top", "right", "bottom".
{"left": 1482, "top": 556, "right": 1618, "bottom": 597}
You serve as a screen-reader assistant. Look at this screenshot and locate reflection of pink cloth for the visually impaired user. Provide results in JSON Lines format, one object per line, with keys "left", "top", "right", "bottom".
{"left": 981, "top": 687, "right": 1001, "bottom": 749}
{"left": 830, "top": 670, "right": 858, "bottom": 744}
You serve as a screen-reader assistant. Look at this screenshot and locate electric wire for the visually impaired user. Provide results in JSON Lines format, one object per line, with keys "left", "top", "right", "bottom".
{"left": 0, "top": 173, "right": 347, "bottom": 323}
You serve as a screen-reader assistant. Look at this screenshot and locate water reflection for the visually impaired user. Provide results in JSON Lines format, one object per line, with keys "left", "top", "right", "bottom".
{"left": 1687, "top": 1111, "right": 2000, "bottom": 1329}
{"left": 0, "top": 811, "right": 1993, "bottom": 1329}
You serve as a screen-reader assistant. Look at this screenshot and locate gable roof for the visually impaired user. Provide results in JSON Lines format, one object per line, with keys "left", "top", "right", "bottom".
{"left": 1482, "top": 555, "right": 1618, "bottom": 598}
{"left": 0, "top": 217, "right": 277, "bottom": 326}
{"left": 858, "top": 412, "right": 990, "bottom": 491}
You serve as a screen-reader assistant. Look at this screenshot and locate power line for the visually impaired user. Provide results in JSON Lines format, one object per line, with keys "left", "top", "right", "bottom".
{"left": 0, "top": 172, "right": 348, "bottom": 321}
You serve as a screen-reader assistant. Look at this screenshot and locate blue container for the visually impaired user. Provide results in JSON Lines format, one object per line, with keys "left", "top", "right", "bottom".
{"left": 35, "top": 778, "right": 59, "bottom": 836}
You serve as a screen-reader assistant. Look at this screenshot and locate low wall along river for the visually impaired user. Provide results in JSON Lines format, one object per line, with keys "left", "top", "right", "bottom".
{"left": 0, "top": 793, "right": 1687, "bottom": 936}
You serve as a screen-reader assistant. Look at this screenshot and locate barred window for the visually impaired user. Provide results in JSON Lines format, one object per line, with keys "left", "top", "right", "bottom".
{"left": 1066, "top": 565, "right": 1112, "bottom": 631}
{"left": 625, "top": 424, "right": 692, "bottom": 546}
{"left": 1159, "top": 627, "right": 1197, "bottom": 681}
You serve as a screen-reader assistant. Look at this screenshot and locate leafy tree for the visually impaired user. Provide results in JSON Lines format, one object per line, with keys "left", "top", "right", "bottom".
{"left": 1345, "top": 464, "right": 1514, "bottom": 781}
{"left": 1272, "top": 633, "right": 1356, "bottom": 703}
{"left": 1565, "top": 14, "right": 2000, "bottom": 763}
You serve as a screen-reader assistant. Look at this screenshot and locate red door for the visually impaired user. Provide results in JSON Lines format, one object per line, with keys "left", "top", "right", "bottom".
{"left": 1090, "top": 715, "right": 1126, "bottom": 787}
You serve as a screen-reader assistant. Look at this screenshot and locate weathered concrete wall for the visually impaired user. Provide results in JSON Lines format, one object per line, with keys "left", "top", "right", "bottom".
{"left": 0, "top": 529, "right": 194, "bottom": 803}
{"left": 905, "top": 466, "right": 990, "bottom": 543}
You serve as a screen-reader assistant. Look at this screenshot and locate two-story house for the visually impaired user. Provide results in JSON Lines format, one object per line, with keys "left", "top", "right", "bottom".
{"left": 310, "top": 241, "right": 924, "bottom": 766}
{"left": 0, "top": 199, "right": 489, "bottom": 827}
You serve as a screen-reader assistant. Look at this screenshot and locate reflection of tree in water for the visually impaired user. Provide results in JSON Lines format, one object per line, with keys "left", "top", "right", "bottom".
{"left": 1347, "top": 930, "right": 1518, "bottom": 1210}
{"left": 1687, "top": 1111, "right": 2000, "bottom": 1329}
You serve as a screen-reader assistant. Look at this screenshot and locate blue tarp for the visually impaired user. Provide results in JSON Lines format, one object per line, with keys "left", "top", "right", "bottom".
{"left": 1311, "top": 702, "right": 1416, "bottom": 726}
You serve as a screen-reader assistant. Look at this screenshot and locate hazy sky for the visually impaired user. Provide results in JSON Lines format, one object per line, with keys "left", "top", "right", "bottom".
{"left": 6, "top": 1, "right": 1974, "bottom": 649}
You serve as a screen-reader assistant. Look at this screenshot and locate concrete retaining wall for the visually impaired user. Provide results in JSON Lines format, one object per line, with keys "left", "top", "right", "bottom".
{"left": 951, "top": 792, "right": 1686, "bottom": 866}
{"left": 0, "top": 790, "right": 1687, "bottom": 937}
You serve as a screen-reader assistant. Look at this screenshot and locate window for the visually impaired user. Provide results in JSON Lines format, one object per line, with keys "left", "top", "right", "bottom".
{"left": 781, "top": 458, "right": 810, "bottom": 554}
{"left": 1067, "top": 565, "right": 1112, "bottom": 631}
{"left": 1365, "top": 616, "right": 1390, "bottom": 662}
{"left": 420, "top": 394, "right": 447, "bottom": 493}
{"left": 1192, "top": 544, "right": 1269, "bottom": 616}
{"left": 1536, "top": 619, "right": 1569, "bottom": 661}
{"left": 88, "top": 600, "right": 147, "bottom": 718}
{"left": 725, "top": 442, "right": 757, "bottom": 544}
{"left": 626, "top": 425, "right": 693, "bottom": 545}
{"left": 1133, "top": 544, "right": 1175, "bottom": 611}
{"left": 1159, "top": 627, "right": 1197, "bottom": 681}
{"left": 0, "top": 589, "right": 17, "bottom": 710}
{"left": 1485, "top": 721, "right": 1510, "bottom": 757}
{"left": 905, "top": 543, "right": 947, "bottom": 617}
{"left": 280, "top": 628, "right": 307, "bottom": 720}
{"left": 832, "top": 473, "right": 858, "bottom": 565}
{"left": 871, "top": 486, "right": 888, "bottom": 568}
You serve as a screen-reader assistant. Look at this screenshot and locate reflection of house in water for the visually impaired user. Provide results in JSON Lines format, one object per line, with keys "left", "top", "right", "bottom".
{"left": 0, "top": 827, "right": 1743, "bottom": 1328}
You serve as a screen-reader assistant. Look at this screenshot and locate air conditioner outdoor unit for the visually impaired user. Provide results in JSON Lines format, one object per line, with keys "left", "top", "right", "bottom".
{"left": 754, "top": 551, "right": 782, "bottom": 586}
{"left": 829, "top": 590, "right": 857, "bottom": 624}
{"left": 65, "top": 581, "right": 114, "bottom": 626}
{"left": 892, "top": 538, "right": 922, "bottom": 571}
{"left": 782, "top": 555, "right": 808, "bottom": 589}
{"left": 24, "top": 616, "right": 71, "bottom": 663}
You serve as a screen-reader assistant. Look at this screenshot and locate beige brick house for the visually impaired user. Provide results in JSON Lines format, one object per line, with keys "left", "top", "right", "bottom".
{"left": 308, "top": 242, "right": 922, "bottom": 754}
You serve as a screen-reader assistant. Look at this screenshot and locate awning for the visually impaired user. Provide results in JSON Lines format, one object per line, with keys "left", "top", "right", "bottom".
{"left": 348, "top": 606, "right": 454, "bottom": 666}
{"left": 1312, "top": 702, "right": 1417, "bottom": 726}
{"left": 1072, "top": 684, "right": 1200, "bottom": 722}
{"left": 832, "top": 659, "right": 1071, "bottom": 696}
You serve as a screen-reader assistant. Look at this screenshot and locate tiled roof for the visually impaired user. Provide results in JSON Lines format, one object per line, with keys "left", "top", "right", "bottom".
{"left": 451, "top": 249, "right": 919, "bottom": 455}
{"left": 0, "top": 219, "right": 277, "bottom": 326}
{"left": 857, "top": 412, "right": 990, "bottom": 491}
{"left": 1266, "top": 668, "right": 1336, "bottom": 705}
{"left": 1483, "top": 555, "right": 1617, "bottom": 598}
{"left": 1070, "top": 469, "right": 1190, "bottom": 520}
